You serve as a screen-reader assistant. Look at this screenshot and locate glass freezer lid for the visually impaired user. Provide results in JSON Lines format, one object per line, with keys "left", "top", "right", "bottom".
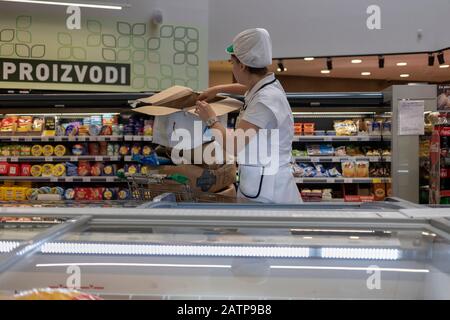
{"left": 1, "top": 218, "right": 450, "bottom": 299}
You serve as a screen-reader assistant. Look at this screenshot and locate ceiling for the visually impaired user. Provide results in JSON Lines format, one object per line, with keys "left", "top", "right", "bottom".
{"left": 210, "top": 49, "right": 450, "bottom": 83}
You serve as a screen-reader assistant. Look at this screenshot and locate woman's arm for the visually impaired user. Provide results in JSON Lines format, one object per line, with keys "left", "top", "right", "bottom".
{"left": 198, "top": 84, "right": 247, "bottom": 101}
{"left": 195, "top": 100, "right": 259, "bottom": 157}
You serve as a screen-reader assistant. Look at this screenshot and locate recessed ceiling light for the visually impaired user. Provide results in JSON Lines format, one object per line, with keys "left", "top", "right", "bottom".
{"left": 440, "top": 64, "right": 450, "bottom": 69}
{"left": 351, "top": 59, "right": 362, "bottom": 64}
{"left": 304, "top": 57, "right": 315, "bottom": 61}
{"left": 397, "top": 62, "right": 408, "bottom": 66}
{"left": 321, "top": 70, "right": 330, "bottom": 74}
{"left": 361, "top": 72, "right": 371, "bottom": 76}
{"left": 400, "top": 74, "right": 410, "bottom": 78}
{"left": 349, "top": 236, "right": 360, "bottom": 240}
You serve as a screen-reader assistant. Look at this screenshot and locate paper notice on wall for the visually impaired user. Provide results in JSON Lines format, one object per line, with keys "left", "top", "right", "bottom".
{"left": 398, "top": 100, "right": 424, "bottom": 135}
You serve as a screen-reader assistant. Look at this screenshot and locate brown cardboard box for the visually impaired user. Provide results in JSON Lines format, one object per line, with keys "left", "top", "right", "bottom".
{"left": 133, "top": 85, "right": 242, "bottom": 117}
{"left": 216, "top": 184, "right": 237, "bottom": 197}
{"left": 159, "top": 163, "right": 237, "bottom": 193}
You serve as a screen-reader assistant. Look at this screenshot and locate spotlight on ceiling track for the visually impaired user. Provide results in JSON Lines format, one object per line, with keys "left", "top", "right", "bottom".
{"left": 378, "top": 55, "right": 385, "bottom": 69}
{"left": 438, "top": 51, "right": 445, "bottom": 65}
{"left": 277, "top": 60, "right": 287, "bottom": 72}
{"left": 326, "top": 57, "right": 333, "bottom": 70}
{"left": 428, "top": 53, "right": 435, "bottom": 66}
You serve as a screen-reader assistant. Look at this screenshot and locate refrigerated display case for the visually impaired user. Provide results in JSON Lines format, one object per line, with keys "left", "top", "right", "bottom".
{"left": 1, "top": 199, "right": 450, "bottom": 300}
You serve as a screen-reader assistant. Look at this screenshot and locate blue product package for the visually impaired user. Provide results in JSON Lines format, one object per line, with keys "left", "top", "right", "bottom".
{"left": 320, "top": 144, "right": 334, "bottom": 156}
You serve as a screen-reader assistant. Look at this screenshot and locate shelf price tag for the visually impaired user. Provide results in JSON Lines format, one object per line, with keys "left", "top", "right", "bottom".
{"left": 11, "top": 137, "right": 19, "bottom": 142}
{"left": 82, "top": 177, "right": 91, "bottom": 182}
{"left": 0, "top": 157, "right": 6, "bottom": 162}
{"left": 324, "top": 137, "right": 332, "bottom": 142}
{"left": 41, "top": 136, "right": 50, "bottom": 142}
{"left": 70, "top": 156, "right": 77, "bottom": 162}
{"left": 55, "top": 136, "right": 63, "bottom": 142}
{"left": 133, "top": 136, "right": 142, "bottom": 141}
{"left": 296, "top": 178, "right": 303, "bottom": 183}
{"left": 25, "top": 137, "right": 33, "bottom": 142}
{"left": 10, "top": 157, "right": 18, "bottom": 162}
{"left": 68, "top": 136, "right": 76, "bottom": 141}
{"left": 124, "top": 136, "right": 132, "bottom": 141}
{"left": 143, "top": 136, "right": 152, "bottom": 141}
{"left": 106, "top": 177, "right": 115, "bottom": 182}
{"left": 78, "top": 136, "right": 86, "bottom": 141}
{"left": 344, "top": 178, "right": 353, "bottom": 183}
{"left": 45, "top": 157, "right": 53, "bottom": 162}
{"left": 326, "top": 178, "right": 335, "bottom": 183}
{"left": 310, "top": 157, "right": 320, "bottom": 163}
{"left": 372, "top": 178, "right": 382, "bottom": 183}
{"left": 360, "top": 136, "right": 370, "bottom": 141}
{"left": 50, "top": 177, "right": 58, "bottom": 182}
{"left": 95, "top": 156, "right": 103, "bottom": 162}
{"left": 65, "top": 177, "right": 73, "bottom": 183}
{"left": 97, "top": 136, "right": 105, "bottom": 141}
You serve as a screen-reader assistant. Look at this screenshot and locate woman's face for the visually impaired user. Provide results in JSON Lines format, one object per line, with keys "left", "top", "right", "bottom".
{"left": 230, "top": 56, "right": 246, "bottom": 84}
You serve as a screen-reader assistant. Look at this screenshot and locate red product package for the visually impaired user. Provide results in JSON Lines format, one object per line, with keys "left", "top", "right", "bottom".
{"left": 88, "top": 188, "right": 104, "bottom": 200}
{"left": 21, "top": 164, "right": 32, "bottom": 176}
{"left": 8, "top": 164, "right": 20, "bottom": 176}
{"left": 441, "top": 168, "right": 449, "bottom": 178}
{"left": 78, "top": 161, "right": 91, "bottom": 176}
{"left": 90, "top": 162, "right": 104, "bottom": 176}
{"left": 75, "top": 188, "right": 88, "bottom": 200}
{"left": 440, "top": 127, "right": 450, "bottom": 136}
{"left": 0, "top": 162, "right": 9, "bottom": 175}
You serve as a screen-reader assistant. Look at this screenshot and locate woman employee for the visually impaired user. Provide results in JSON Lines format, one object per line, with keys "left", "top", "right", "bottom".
{"left": 195, "top": 28, "right": 302, "bottom": 204}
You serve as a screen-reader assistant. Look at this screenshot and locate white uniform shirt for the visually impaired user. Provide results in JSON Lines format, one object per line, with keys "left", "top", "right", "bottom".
{"left": 236, "top": 73, "right": 302, "bottom": 203}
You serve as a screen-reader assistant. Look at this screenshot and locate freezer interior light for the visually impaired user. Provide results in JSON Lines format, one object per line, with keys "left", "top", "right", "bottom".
{"left": 41, "top": 242, "right": 311, "bottom": 258}
{"left": 0, "top": 241, "right": 21, "bottom": 253}
{"left": 321, "top": 247, "right": 400, "bottom": 260}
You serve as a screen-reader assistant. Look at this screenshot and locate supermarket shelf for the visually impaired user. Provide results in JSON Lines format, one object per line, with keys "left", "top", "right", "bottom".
{"left": 0, "top": 135, "right": 153, "bottom": 142}
{"left": 0, "top": 135, "right": 124, "bottom": 142}
{"left": 295, "top": 177, "right": 391, "bottom": 184}
{"left": 293, "top": 156, "right": 391, "bottom": 163}
{"left": 293, "top": 135, "right": 391, "bottom": 142}
{"left": 0, "top": 156, "right": 122, "bottom": 162}
{"left": 123, "top": 136, "right": 153, "bottom": 141}
{"left": 0, "top": 176, "right": 121, "bottom": 182}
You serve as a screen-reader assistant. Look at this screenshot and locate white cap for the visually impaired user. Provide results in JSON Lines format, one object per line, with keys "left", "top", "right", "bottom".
{"left": 226, "top": 28, "right": 272, "bottom": 68}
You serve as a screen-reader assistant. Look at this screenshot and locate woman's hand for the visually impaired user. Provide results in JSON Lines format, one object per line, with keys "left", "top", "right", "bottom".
{"left": 195, "top": 100, "right": 217, "bottom": 122}
{"left": 197, "top": 87, "right": 219, "bottom": 101}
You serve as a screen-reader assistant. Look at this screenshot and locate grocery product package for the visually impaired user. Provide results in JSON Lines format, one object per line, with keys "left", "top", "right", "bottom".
{"left": 334, "top": 120, "right": 357, "bottom": 136}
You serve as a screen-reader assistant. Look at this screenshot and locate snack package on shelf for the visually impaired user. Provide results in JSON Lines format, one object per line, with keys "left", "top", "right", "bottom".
{"left": 0, "top": 162, "right": 9, "bottom": 175}
{"left": 371, "top": 119, "right": 383, "bottom": 136}
{"left": 1, "top": 116, "right": 18, "bottom": 134}
{"left": 341, "top": 160, "right": 356, "bottom": 177}
{"left": 355, "top": 161, "right": 369, "bottom": 177}
{"left": 32, "top": 117, "right": 44, "bottom": 133}
{"left": 334, "top": 120, "right": 357, "bottom": 136}
{"left": 335, "top": 146, "right": 346, "bottom": 156}
{"left": 327, "top": 166, "right": 342, "bottom": 177}
{"left": 319, "top": 144, "right": 334, "bottom": 155}
{"left": 302, "top": 123, "right": 315, "bottom": 135}
{"left": 306, "top": 145, "right": 321, "bottom": 156}
{"left": 294, "top": 123, "right": 302, "bottom": 135}
{"left": 346, "top": 145, "right": 364, "bottom": 156}
{"left": 17, "top": 116, "right": 33, "bottom": 133}
{"left": 382, "top": 119, "right": 391, "bottom": 136}
{"left": 373, "top": 183, "right": 386, "bottom": 201}
{"left": 43, "top": 117, "right": 56, "bottom": 136}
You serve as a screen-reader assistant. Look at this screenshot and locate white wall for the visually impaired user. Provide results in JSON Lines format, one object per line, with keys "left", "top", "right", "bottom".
{"left": 209, "top": 0, "right": 450, "bottom": 60}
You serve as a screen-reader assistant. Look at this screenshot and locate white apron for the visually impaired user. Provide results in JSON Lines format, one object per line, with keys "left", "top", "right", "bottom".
{"left": 236, "top": 74, "right": 302, "bottom": 204}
